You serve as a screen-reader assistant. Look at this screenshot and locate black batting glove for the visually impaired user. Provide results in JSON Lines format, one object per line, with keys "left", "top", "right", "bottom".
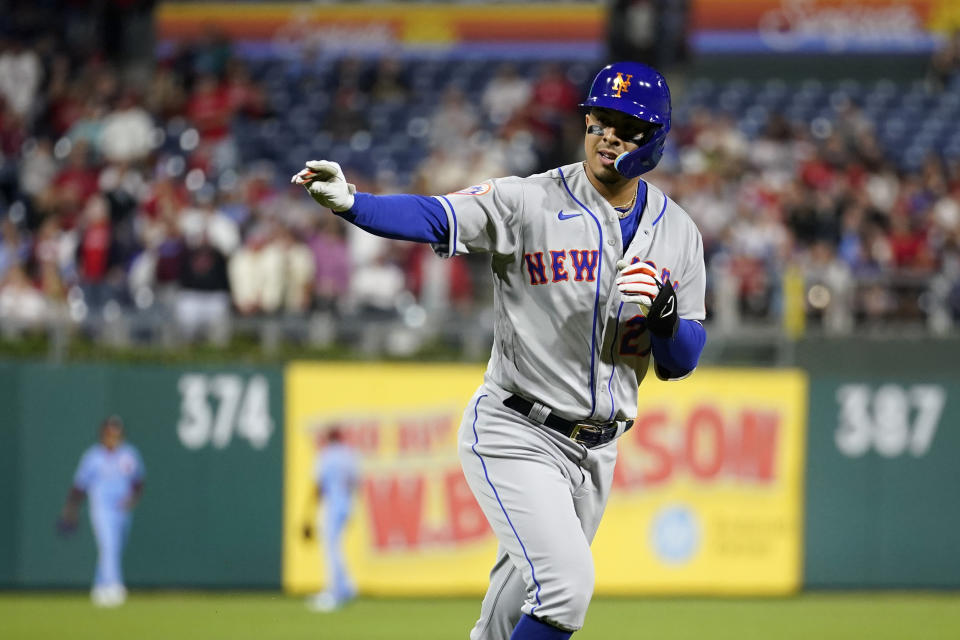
{"left": 645, "top": 279, "right": 679, "bottom": 338}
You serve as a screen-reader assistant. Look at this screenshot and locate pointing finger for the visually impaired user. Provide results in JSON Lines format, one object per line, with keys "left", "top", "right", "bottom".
{"left": 292, "top": 169, "right": 313, "bottom": 184}
{"left": 304, "top": 160, "right": 341, "bottom": 180}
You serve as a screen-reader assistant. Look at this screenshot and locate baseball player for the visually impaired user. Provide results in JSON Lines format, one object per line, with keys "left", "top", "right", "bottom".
{"left": 58, "top": 415, "right": 145, "bottom": 607}
{"left": 293, "top": 61, "right": 706, "bottom": 639}
{"left": 305, "top": 427, "right": 361, "bottom": 612}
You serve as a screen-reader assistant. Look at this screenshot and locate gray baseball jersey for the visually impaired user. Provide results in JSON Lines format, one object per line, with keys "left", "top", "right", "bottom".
{"left": 434, "top": 161, "right": 706, "bottom": 422}
{"left": 432, "top": 161, "right": 706, "bottom": 636}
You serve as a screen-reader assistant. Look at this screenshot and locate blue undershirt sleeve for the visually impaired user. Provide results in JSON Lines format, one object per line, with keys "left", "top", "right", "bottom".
{"left": 650, "top": 318, "right": 706, "bottom": 379}
{"left": 512, "top": 614, "right": 573, "bottom": 640}
{"left": 335, "top": 193, "right": 449, "bottom": 243}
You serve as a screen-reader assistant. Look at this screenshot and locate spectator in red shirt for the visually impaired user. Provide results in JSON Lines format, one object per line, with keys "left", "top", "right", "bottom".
{"left": 0, "top": 97, "right": 26, "bottom": 157}
{"left": 888, "top": 213, "right": 929, "bottom": 271}
{"left": 74, "top": 193, "right": 127, "bottom": 312}
{"left": 77, "top": 194, "right": 112, "bottom": 284}
{"left": 224, "top": 60, "right": 267, "bottom": 119}
{"left": 186, "top": 73, "right": 238, "bottom": 172}
{"left": 53, "top": 141, "right": 100, "bottom": 229}
{"left": 187, "top": 73, "right": 231, "bottom": 142}
{"left": 529, "top": 62, "right": 578, "bottom": 117}
{"left": 523, "top": 63, "right": 580, "bottom": 167}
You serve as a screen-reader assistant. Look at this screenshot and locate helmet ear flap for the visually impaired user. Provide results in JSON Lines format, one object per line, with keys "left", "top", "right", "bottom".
{"left": 613, "top": 129, "right": 667, "bottom": 178}
{"left": 614, "top": 151, "right": 643, "bottom": 179}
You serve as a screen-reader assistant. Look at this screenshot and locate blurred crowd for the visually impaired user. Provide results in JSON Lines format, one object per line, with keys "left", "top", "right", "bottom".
{"left": 0, "top": 27, "right": 586, "bottom": 341}
{"left": 661, "top": 103, "right": 960, "bottom": 331}
{"left": 1, "top": 29, "right": 313, "bottom": 340}
{"left": 1, "top": 23, "right": 960, "bottom": 343}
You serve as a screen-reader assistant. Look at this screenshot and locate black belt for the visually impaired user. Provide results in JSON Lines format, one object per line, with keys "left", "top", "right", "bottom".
{"left": 504, "top": 394, "right": 633, "bottom": 449}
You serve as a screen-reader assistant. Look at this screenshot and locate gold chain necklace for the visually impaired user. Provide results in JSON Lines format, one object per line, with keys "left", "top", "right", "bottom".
{"left": 612, "top": 192, "right": 637, "bottom": 217}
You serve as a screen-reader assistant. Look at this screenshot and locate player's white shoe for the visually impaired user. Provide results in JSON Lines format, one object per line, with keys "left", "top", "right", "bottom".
{"left": 91, "top": 586, "right": 109, "bottom": 607}
{"left": 91, "top": 585, "right": 126, "bottom": 607}
{"left": 306, "top": 592, "right": 340, "bottom": 612}
{"left": 110, "top": 585, "right": 127, "bottom": 606}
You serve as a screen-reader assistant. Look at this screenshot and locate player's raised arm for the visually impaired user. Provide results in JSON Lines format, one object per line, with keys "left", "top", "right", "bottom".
{"left": 293, "top": 159, "right": 523, "bottom": 257}
{"left": 292, "top": 160, "right": 449, "bottom": 243}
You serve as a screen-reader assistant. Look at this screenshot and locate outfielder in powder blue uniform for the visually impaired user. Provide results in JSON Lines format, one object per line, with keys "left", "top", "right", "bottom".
{"left": 59, "top": 416, "right": 145, "bottom": 607}
{"left": 294, "top": 62, "right": 706, "bottom": 639}
{"left": 307, "top": 427, "right": 360, "bottom": 612}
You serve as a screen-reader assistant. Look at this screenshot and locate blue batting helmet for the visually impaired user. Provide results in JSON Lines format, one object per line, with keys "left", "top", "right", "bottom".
{"left": 580, "top": 62, "right": 671, "bottom": 178}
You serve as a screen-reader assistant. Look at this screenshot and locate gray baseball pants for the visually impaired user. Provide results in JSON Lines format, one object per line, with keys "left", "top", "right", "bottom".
{"left": 458, "top": 381, "right": 619, "bottom": 638}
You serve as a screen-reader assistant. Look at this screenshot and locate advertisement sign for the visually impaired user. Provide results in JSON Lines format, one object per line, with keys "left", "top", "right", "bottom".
{"left": 156, "top": 2, "right": 960, "bottom": 56}
{"left": 594, "top": 369, "right": 807, "bottom": 594}
{"left": 692, "top": 0, "right": 956, "bottom": 54}
{"left": 283, "top": 363, "right": 492, "bottom": 595}
{"left": 156, "top": 3, "right": 605, "bottom": 56}
{"left": 283, "top": 364, "right": 806, "bottom": 595}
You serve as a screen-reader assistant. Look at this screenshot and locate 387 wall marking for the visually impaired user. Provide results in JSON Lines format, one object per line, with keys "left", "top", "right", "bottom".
{"left": 835, "top": 384, "right": 946, "bottom": 458}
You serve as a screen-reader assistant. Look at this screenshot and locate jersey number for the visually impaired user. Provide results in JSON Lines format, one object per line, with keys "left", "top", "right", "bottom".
{"left": 619, "top": 315, "right": 650, "bottom": 357}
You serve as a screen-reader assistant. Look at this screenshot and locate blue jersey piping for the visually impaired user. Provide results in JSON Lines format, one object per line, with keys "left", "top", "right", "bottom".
{"left": 438, "top": 195, "right": 458, "bottom": 257}
{"left": 651, "top": 196, "right": 668, "bottom": 227}
{"left": 606, "top": 301, "right": 625, "bottom": 421}
{"left": 558, "top": 167, "right": 603, "bottom": 419}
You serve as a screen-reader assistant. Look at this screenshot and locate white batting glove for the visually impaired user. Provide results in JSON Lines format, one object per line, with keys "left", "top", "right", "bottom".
{"left": 291, "top": 160, "right": 356, "bottom": 212}
{"left": 615, "top": 259, "right": 660, "bottom": 315}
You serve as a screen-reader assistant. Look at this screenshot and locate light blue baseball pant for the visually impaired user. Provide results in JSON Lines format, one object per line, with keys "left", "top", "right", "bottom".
{"left": 89, "top": 505, "right": 131, "bottom": 588}
{"left": 323, "top": 505, "right": 355, "bottom": 602}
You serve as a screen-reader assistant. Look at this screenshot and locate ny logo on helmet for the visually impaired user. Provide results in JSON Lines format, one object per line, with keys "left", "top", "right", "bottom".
{"left": 612, "top": 73, "right": 632, "bottom": 98}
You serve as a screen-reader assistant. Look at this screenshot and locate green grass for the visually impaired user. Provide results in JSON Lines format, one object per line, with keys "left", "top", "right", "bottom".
{"left": 2, "top": 592, "right": 959, "bottom": 639}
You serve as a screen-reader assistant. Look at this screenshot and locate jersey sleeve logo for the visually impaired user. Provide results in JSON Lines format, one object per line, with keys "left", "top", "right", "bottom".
{"left": 450, "top": 183, "right": 491, "bottom": 196}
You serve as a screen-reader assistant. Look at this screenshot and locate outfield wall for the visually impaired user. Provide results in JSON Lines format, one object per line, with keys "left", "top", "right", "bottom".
{"left": 795, "top": 338, "right": 960, "bottom": 588}
{"left": 0, "top": 364, "right": 20, "bottom": 583}
{"left": 0, "top": 349, "right": 956, "bottom": 591}
{"left": 804, "top": 374, "right": 960, "bottom": 587}
{"left": 0, "top": 363, "right": 284, "bottom": 588}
